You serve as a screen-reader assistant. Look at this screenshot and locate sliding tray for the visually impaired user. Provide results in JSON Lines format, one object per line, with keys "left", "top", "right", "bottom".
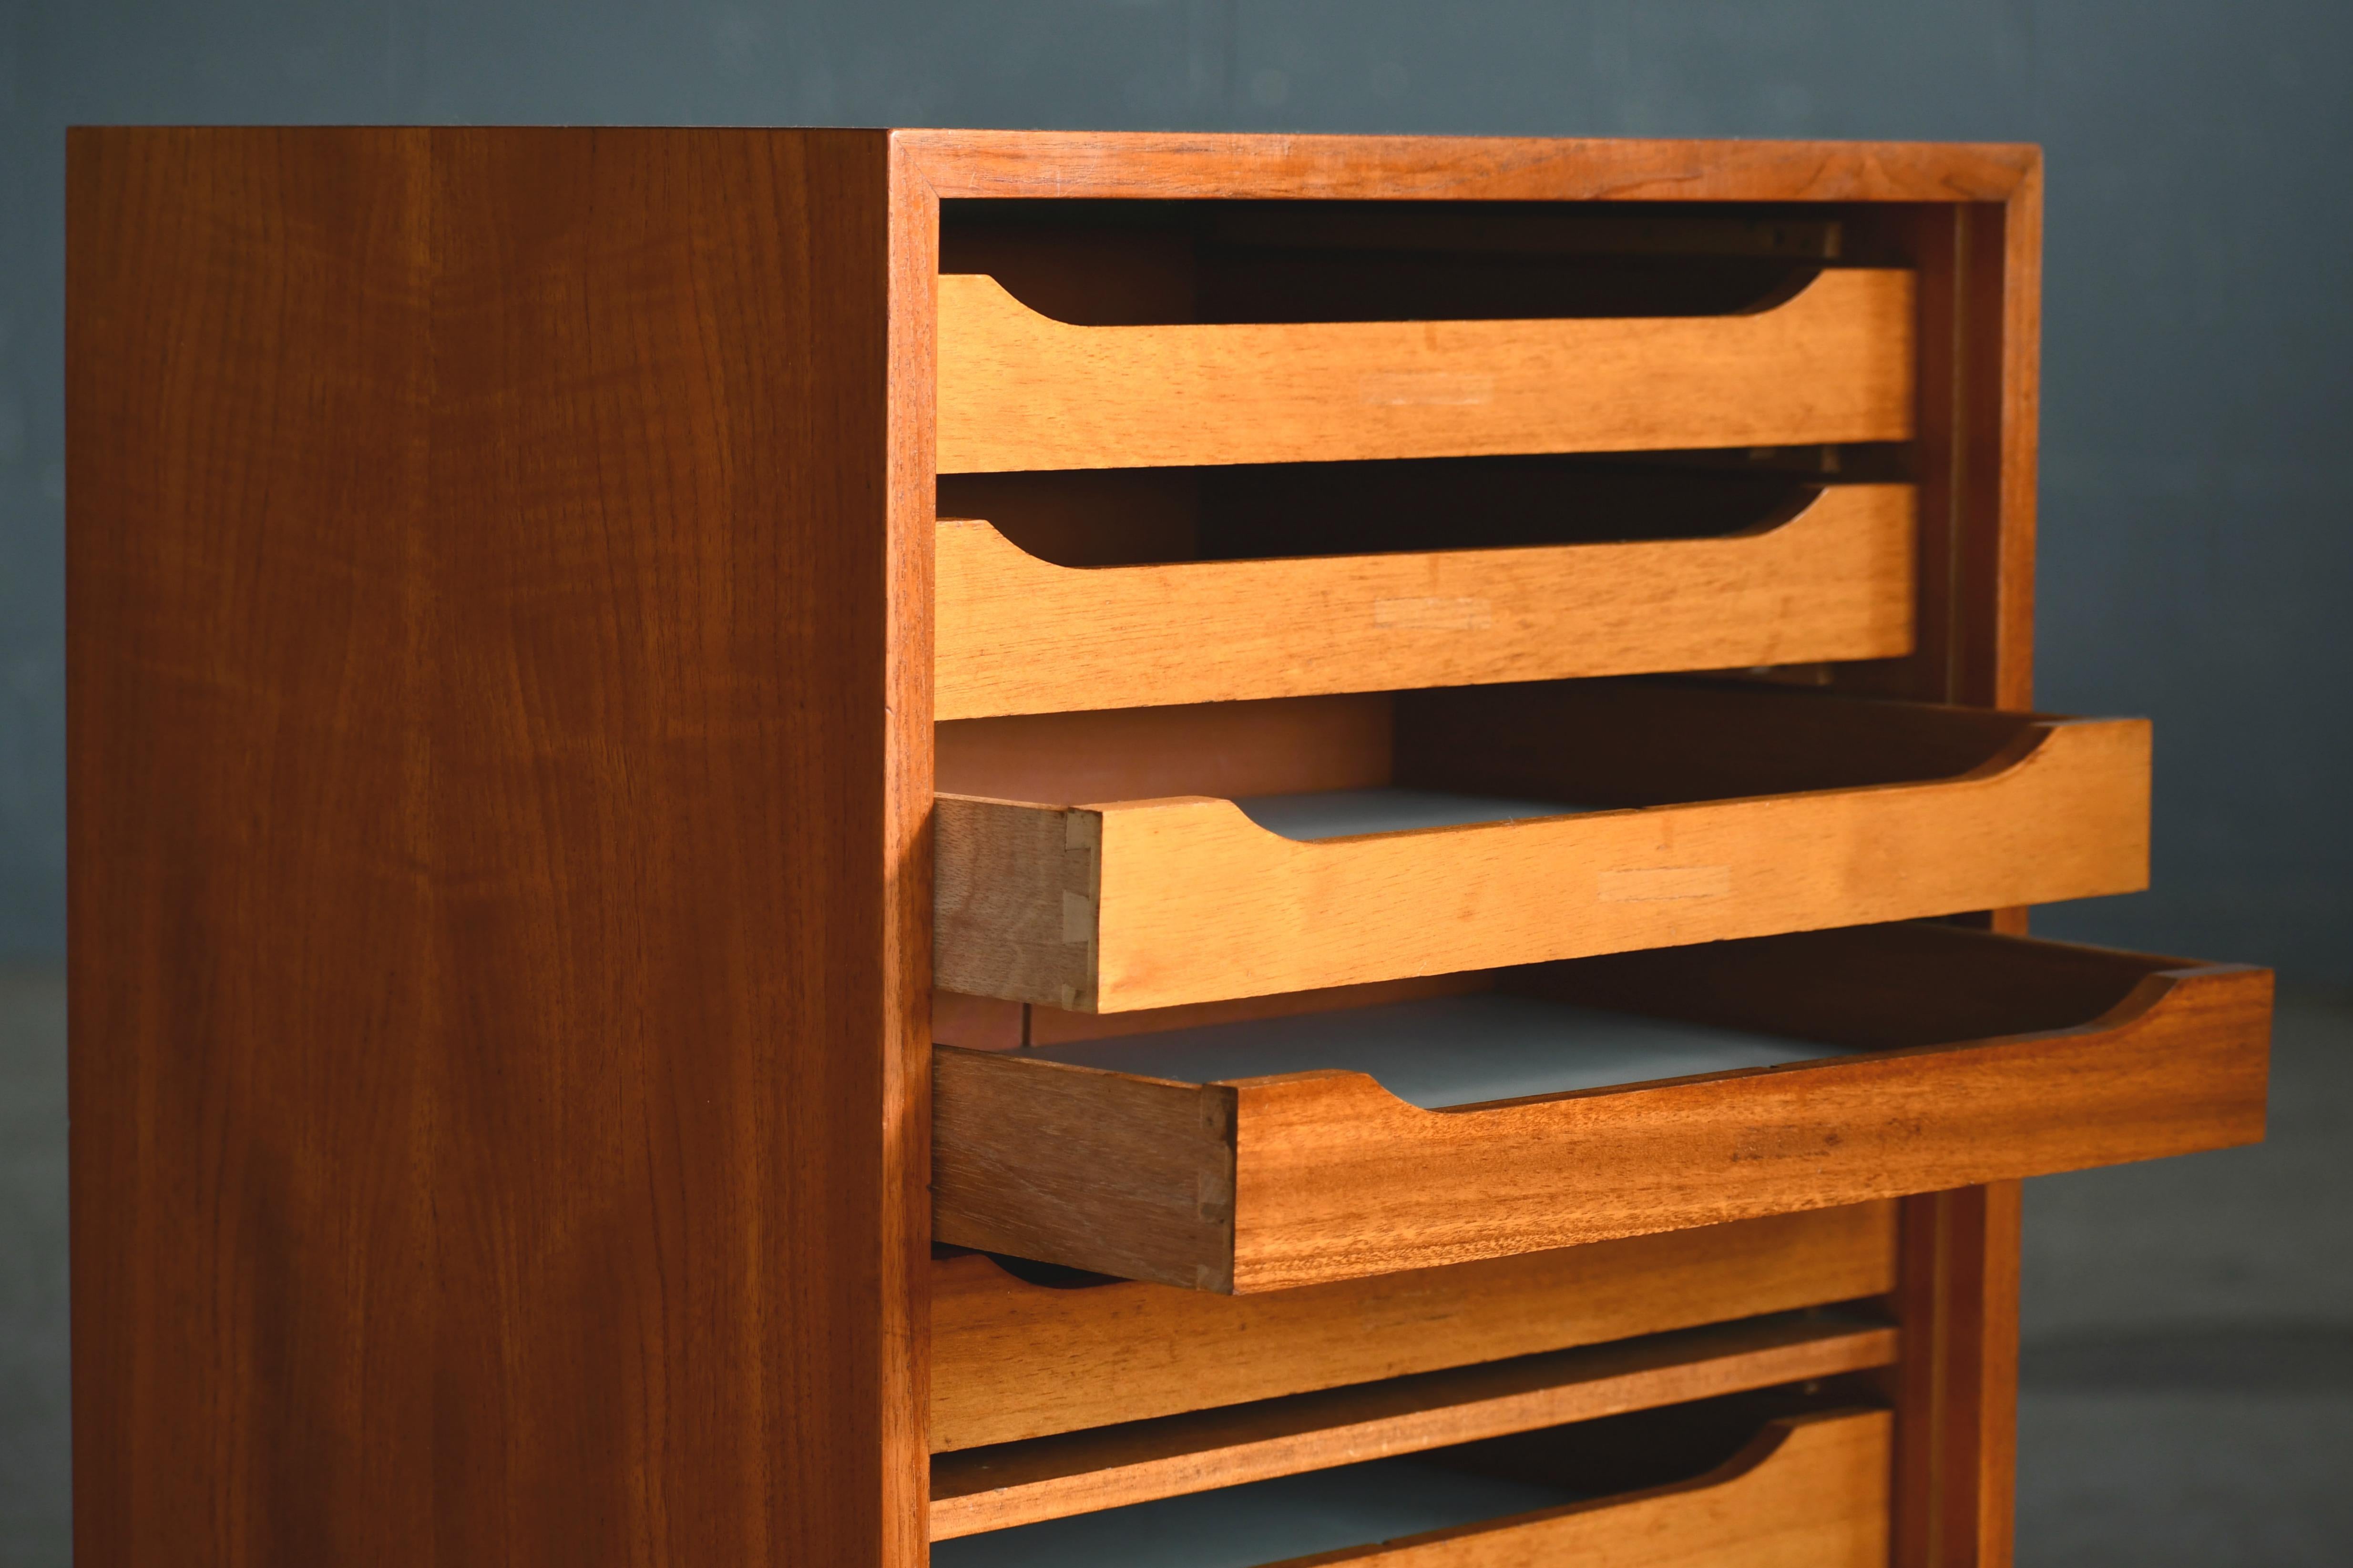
{"left": 936, "top": 479, "right": 1915, "bottom": 718}
{"left": 933, "top": 679, "right": 2150, "bottom": 1012}
{"left": 934, "top": 1400, "right": 1892, "bottom": 1568}
{"left": 936, "top": 268, "right": 1915, "bottom": 472}
{"left": 932, "top": 923, "right": 2271, "bottom": 1291}
{"left": 932, "top": 1313, "right": 1896, "bottom": 1537}
{"left": 932, "top": 1201, "right": 1897, "bottom": 1451}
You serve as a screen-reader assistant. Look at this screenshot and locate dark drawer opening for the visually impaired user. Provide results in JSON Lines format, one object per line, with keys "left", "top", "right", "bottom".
{"left": 938, "top": 676, "right": 2061, "bottom": 826}
{"left": 940, "top": 447, "right": 1908, "bottom": 568}
{"left": 941, "top": 198, "right": 1871, "bottom": 325}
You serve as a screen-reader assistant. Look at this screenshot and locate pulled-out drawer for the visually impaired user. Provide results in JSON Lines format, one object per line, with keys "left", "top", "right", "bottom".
{"left": 934, "top": 680, "right": 2151, "bottom": 1012}
{"left": 935, "top": 266, "right": 1914, "bottom": 472}
{"left": 932, "top": 923, "right": 2270, "bottom": 1291}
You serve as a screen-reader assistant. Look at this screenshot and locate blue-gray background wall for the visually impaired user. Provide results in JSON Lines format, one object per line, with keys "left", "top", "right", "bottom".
{"left": 4, "top": 0, "right": 2351, "bottom": 977}
{"left": 4, "top": 9, "right": 2353, "bottom": 1566}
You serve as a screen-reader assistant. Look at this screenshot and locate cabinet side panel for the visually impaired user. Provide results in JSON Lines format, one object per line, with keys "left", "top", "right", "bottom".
{"left": 423, "top": 128, "right": 909, "bottom": 1563}
{"left": 68, "top": 127, "right": 437, "bottom": 1566}
{"left": 68, "top": 126, "right": 917, "bottom": 1566}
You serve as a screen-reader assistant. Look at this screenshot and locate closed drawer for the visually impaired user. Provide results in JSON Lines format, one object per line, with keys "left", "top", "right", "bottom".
{"left": 933, "top": 923, "right": 2270, "bottom": 1291}
{"left": 932, "top": 1201, "right": 1897, "bottom": 1451}
{"left": 934, "top": 680, "right": 2150, "bottom": 1012}
{"left": 934, "top": 1313, "right": 1894, "bottom": 1537}
{"left": 933, "top": 1400, "right": 1892, "bottom": 1568}
{"left": 936, "top": 267, "right": 1915, "bottom": 472}
{"left": 936, "top": 480, "right": 1915, "bottom": 718}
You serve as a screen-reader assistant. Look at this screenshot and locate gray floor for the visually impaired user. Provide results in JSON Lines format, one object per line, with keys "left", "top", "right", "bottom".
{"left": 2, "top": 968, "right": 2345, "bottom": 1566}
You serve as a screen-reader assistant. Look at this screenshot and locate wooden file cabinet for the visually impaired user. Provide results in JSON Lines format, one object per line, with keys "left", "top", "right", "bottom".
{"left": 69, "top": 129, "right": 2270, "bottom": 1568}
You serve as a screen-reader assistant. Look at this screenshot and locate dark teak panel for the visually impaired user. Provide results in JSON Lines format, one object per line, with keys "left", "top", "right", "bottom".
{"left": 69, "top": 128, "right": 929, "bottom": 1567}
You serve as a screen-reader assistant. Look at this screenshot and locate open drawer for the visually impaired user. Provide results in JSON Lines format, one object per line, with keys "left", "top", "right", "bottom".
{"left": 933, "top": 679, "right": 2150, "bottom": 1011}
{"left": 935, "top": 466, "right": 1915, "bottom": 718}
{"left": 936, "top": 267, "right": 1915, "bottom": 472}
{"left": 931, "top": 923, "right": 2271, "bottom": 1291}
{"left": 934, "top": 1390, "right": 1892, "bottom": 1568}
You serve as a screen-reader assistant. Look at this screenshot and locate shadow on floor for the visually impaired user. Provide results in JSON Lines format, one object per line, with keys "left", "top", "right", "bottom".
{"left": 2017, "top": 990, "right": 2353, "bottom": 1566}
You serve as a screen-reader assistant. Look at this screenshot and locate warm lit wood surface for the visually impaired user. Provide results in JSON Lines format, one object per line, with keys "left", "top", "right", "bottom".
{"left": 901, "top": 128, "right": 2037, "bottom": 204}
{"left": 938, "top": 268, "right": 1916, "bottom": 472}
{"left": 934, "top": 935, "right": 2267, "bottom": 1290}
{"left": 931, "top": 1314, "right": 1896, "bottom": 1537}
{"left": 68, "top": 126, "right": 931, "bottom": 1566}
{"left": 931, "top": 1202, "right": 1896, "bottom": 1451}
{"left": 935, "top": 485, "right": 1915, "bottom": 717}
{"left": 1284, "top": 1410, "right": 1892, "bottom": 1568}
{"left": 933, "top": 708, "right": 2148, "bottom": 1012}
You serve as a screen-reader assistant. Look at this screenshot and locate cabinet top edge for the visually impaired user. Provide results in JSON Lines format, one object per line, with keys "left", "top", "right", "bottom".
{"left": 62, "top": 126, "right": 2040, "bottom": 204}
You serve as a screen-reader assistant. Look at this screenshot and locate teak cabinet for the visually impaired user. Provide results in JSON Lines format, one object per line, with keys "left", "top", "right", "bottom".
{"left": 69, "top": 129, "right": 2271, "bottom": 1568}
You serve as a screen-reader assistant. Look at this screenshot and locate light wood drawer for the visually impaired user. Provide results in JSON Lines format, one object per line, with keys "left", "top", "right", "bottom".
{"left": 931, "top": 1201, "right": 1896, "bottom": 1452}
{"left": 933, "top": 1319, "right": 1896, "bottom": 1540}
{"left": 934, "top": 681, "right": 2150, "bottom": 1012}
{"left": 936, "top": 268, "right": 1916, "bottom": 472}
{"left": 936, "top": 483, "right": 1915, "bottom": 718}
{"left": 932, "top": 924, "right": 2271, "bottom": 1292}
{"left": 931, "top": 1403, "right": 1892, "bottom": 1568}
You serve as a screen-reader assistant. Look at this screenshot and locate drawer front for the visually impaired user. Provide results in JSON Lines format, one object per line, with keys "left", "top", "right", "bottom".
{"left": 1321, "top": 1409, "right": 1890, "bottom": 1568}
{"left": 932, "top": 925, "right": 2271, "bottom": 1292}
{"left": 935, "top": 484, "right": 1916, "bottom": 718}
{"left": 933, "top": 683, "right": 2150, "bottom": 1013}
{"left": 931, "top": 1201, "right": 1896, "bottom": 1451}
{"left": 930, "top": 1407, "right": 1891, "bottom": 1568}
{"left": 935, "top": 269, "right": 1915, "bottom": 472}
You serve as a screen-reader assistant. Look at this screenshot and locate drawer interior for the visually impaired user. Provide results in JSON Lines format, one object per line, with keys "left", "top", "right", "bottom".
{"left": 941, "top": 198, "right": 1862, "bottom": 325}
{"left": 940, "top": 922, "right": 2186, "bottom": 1106}
{"left": 938, "top": 448, "right": 1905, "bottom": 567}
{"left": 937, "top": 678, "right": 2053, "bottom": 817}
{"left": 934, "top": 1380, "right": 1885, "bottom": 1566}
{"left": 1011, "top": 991, "right": 1844, "bottom": 1108}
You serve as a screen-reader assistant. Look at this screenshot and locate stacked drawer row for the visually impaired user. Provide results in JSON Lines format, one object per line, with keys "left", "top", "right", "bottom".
{"left": 923, "top": 196, "right": 2269, "bottom": 1564}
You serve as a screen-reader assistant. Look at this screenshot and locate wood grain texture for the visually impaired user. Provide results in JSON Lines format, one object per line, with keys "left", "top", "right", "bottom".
{"left": 934, "top": 484, "right": 1916, "bottom": 717}
{"left": 1890, "top": 1183, "right": 2023, "bottom": 1568}
{"left": 68, "top": 126, "right": 928, "bottom": 1566}
{"left": 938, "top": 267, "right": 1915, "bottom": 472}
{"left": 900, "top": 129, "right": 2038, "bottom": 204}
{"left": 1263, "top": 1409, "right": 1891, "bottom": 1568}
{"left": 931, "top": 1202, "right": 1898, "bottom": 1452}
{"left": 933, "top": 1047, "right": 1237, "bottom": 1291}
{"left": 931, "top": 1314, "right": 1894, "bottom": 1537}
{"left": 934, "top": 795, "right": 1103, "bottom": 1009}
{"left": 934, "top": 709, "right": 2149, "bottom": 1012}
{"left": 934, "top": 972, "right": 1495, "bottom": 1054}
{"left": 932, "top": 941, "right": 2266, "bottom": 1290}
{"left": 939, "top": 692, "right": 1392, "bottom": 805}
